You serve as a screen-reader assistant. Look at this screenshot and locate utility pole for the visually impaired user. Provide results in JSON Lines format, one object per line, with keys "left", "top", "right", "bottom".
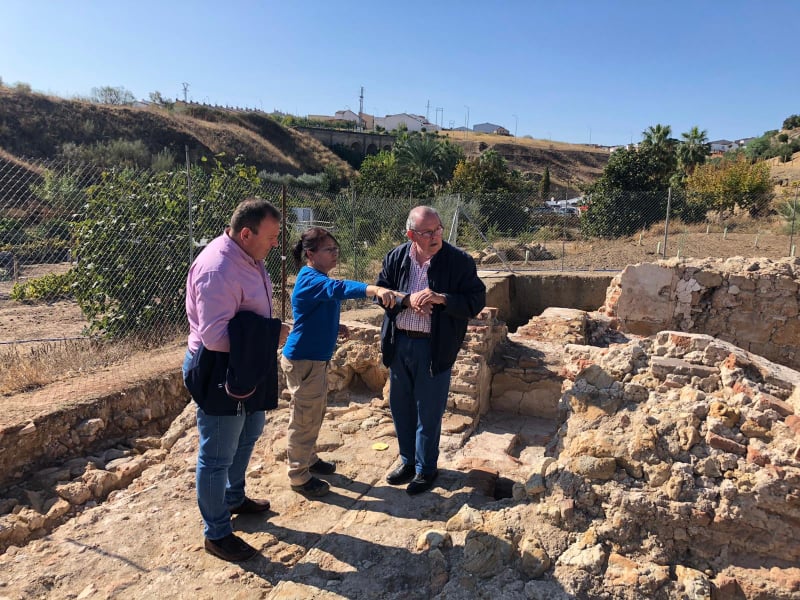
{"left": 464, "top": 105, "right": 470, "bottom": 139}
{"left": 181, "top": 82, "right": 189, "bottom": 102}
{"left": 513, "top": 114, "right": 518, "bottom": 141}
{"left": 436, "top": 107, "right": 444, "bottom": 129}
{"left": 358, "top": 86, "right": 365, "bottom": 130}
{"left": 426, "top": 99, "right": 430, "bottom": 122}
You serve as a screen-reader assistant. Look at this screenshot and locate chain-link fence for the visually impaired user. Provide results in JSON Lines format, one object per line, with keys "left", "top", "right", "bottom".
{"left": 1, "top": 156, "right": 798, "bottom": 396}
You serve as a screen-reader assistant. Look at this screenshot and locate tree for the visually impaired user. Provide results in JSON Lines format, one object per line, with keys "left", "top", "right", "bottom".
{"left": 72, "top": 158, "right": 273, "bottom": 339}
{"left": 449, "top": 150, "right": 521, "bottom": 194}
{"left": 91, "top": 85, "right": 136, "bottom": 105}
{"left": 353, "top": 151, "right": 411, "bottom": 198}
{"left": 449, "top": 150, "right": 527, "bottom": 233}
{"left": 581, "top": 145, "right": 673, "bottom": 238}
{"left": 685, "top": 155, "right": 772, "bottom": 216}
{"left": 677, "top": 126, "right": 710, "bottom": 175}
{"left": 393, "top": 133, "right": 463, "bottom": 193}
{"left": 539, "top": 166, "right": 551, "bottom": 200}
{"left": 148, "top": 90, "right": 174, "bottom": 109}
{"left": 640, "top": 123, "right": 678, "bottom": 181}
{"left": 783, "top": 114, "right": 800, "bottom": 130}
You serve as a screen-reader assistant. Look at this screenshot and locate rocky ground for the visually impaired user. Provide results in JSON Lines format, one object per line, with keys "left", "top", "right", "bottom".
{"left": 0, "top": 387, "right": 557, "bottom": 600}
{"left": 3, "top": 320, "right": 800, "bottom": 599}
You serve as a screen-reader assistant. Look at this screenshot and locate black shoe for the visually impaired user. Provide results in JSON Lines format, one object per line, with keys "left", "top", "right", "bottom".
{"left": 229, "top": 497, "right": 271, "bottom": 514}
{"left": 386, "top": 463, "right": 416, "bottom": 485}
{"left": 309, "top": 458, "right": 336, "bottom": 475}
{"left": 291, "top": 476, "right": 330, "bottom": 497}
{"left": 204, "top": 533, "right": 258, "bottom": 562}
{"left": 406, "top": 470, "right": 438, "bottom": 495}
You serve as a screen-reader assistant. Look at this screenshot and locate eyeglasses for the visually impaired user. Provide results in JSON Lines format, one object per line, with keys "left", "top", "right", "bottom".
{"left": 411, "top": 225, "right": 444, "bottom": 239}
{"left": 317, "top": 246, "right": 340, "bottom": 255}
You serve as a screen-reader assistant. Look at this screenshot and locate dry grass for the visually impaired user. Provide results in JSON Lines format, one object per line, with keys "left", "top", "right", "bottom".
{"left": 0, "top": 333, "right": 184, "bottom": 397}
{"left": 438, "top": 129, "right": 610, "bottom": 154}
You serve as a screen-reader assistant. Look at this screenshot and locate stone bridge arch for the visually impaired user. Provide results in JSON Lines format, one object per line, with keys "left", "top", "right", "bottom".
{"left": 294, "top": 126, "right": 396, "bottom": 157}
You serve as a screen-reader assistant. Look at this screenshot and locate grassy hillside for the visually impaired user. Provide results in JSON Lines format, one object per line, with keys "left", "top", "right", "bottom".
{"left": 441, "top": 130, "right": 610, "bottom": 194}
{"left": 0, "top": 88, "right": 353, "bottom": 176}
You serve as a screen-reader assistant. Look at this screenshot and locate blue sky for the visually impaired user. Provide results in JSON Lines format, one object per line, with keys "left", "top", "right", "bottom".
{"left": 1, "top": 0, "right": 798, "bottom": 146}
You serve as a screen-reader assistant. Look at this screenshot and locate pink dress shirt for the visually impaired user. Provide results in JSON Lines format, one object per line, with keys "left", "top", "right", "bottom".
{"left": 186, "top": 231, "right": 273, "bottom": 353}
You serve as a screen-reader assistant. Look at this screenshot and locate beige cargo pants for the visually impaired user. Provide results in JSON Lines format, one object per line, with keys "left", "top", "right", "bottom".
{"left": 280, "top": 355, "right": 328, "bottom": 486}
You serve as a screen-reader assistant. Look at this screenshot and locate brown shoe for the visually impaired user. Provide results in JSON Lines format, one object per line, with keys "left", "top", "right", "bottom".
{"left": 204, "top": 533, "right": 258, "bottom": 562}
{"left": 230, "top": 497, "right": 271, "bottom": 514}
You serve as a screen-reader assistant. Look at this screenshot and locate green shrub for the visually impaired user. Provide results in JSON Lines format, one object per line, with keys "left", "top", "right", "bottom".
{"left": 11, "top": 270, "right": 75, "bottom": 302}
{"left": 0, "top": 240, "right": 70, "bottom": 263}
{"left": 33, "top": 219, "right": 73, "bottom": 241}
{"left": 0, "top": 218, "right": 27, "bottom": 245}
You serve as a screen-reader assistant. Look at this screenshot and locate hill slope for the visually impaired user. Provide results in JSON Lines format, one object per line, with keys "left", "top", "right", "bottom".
{"left": 0, "top": 89, "right": 353, "bottom": 176}
{"left": 442, "top": 131, "right": 610, "bottom": 194}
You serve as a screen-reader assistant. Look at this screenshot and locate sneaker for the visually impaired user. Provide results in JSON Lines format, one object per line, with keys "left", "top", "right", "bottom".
{"left": 204, "top": 533, "right": 258, "bottom": 562}
{"left": 309, "top": 458, "right": 336, "bottom": 475}
{"left": 386, "top": 463, "right": 416, "bottom": 485}
{"left": 291, "top": 476, "right": 330, "bottom": 497}
{"left": 406, "top": 470, "right": 438, "bottom": 495}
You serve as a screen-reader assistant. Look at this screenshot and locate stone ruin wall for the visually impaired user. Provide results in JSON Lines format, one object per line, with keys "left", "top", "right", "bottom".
{"left": 0, "top": 373, "right": 188, "bottom": 487}
{"left": 601, "top": 256, "right": 800, "bottom": 371}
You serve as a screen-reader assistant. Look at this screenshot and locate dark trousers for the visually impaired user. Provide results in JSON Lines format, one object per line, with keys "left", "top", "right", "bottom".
{"left": 388, "top": 334, "right": 451, "bottom": 475}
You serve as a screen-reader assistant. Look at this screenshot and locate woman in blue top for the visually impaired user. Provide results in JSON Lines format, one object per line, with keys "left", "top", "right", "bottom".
{"left": 281, "top": 227, "right": 396, "bottom": 497}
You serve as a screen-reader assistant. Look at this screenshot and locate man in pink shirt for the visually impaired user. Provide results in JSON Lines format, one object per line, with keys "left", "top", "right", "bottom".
{"left": 184, "top": 197, "right": 288, "bottom": 562}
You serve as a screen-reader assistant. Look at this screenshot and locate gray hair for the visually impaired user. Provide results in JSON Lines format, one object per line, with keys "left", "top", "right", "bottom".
{"left": 405, "top": 206, "right": 441, "bottom": 232}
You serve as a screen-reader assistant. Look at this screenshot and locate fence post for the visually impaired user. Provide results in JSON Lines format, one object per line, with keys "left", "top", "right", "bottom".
{"left": 185, "top": 145, "right": 194, "bottom": 264}
{"left": 662, "top": 187, "right": 672, "bottom": 258}
{"left": 561, "top": 188, "right": 567, "bottom": 271}
{"left": 351, "top": 188, "right": 357, "bottom": 283}
{"left": 447, "top": 194, "right": 460, "bottom": 245}
{"left": 790, "top": 185, "right": 799, "bottom": 257}
{"left": 281, "top": 185, "right": 287, "bottom": 321}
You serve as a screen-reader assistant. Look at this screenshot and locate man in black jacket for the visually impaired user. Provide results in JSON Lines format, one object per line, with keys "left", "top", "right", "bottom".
{"left": 377, "top": 206, "right": 485, "bottom": 494}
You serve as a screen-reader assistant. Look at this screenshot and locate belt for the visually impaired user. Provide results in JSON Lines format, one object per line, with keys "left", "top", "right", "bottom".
{"left": 397, "top": 328, "right": 431, "bottom": 339}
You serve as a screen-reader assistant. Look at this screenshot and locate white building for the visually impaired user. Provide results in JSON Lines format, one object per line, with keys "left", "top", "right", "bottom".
{"left": 709, "top": 139, "right": 737, "bottom": 153}
{"left": 374, "top": 113, "right": 440, "bottom": 133}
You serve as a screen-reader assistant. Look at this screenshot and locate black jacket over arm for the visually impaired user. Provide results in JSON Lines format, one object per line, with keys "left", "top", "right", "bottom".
{"left": 376, "top": 241, "right": 486, "bottom": 375}
{"left": 184, "top": 311, "right": 282, "bottom": 415}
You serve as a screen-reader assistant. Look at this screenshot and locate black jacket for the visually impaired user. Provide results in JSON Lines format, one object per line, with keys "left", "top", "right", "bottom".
{"left": 377, "top": 241, "right": 485, "bottom": 374}
{"left": 184, "top": 311, "right": 282, "bottom": 415}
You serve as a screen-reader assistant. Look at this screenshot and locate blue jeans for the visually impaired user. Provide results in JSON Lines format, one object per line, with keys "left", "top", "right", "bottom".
{"left": 388, "top": 334, "right": 451, "bottom": 476}
{"left": 183, "top": 350, "right": 265, "bottom": 540}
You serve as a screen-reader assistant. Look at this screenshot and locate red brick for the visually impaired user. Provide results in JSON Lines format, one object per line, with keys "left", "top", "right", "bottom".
{"left": 746, "top": 446, "right": 769, "bottom": 466}
{"left": 757, "top": 394, "right": 794, "bottom": 418}
{"left": 706, "top": 432, "right": 747, "bottom": 455}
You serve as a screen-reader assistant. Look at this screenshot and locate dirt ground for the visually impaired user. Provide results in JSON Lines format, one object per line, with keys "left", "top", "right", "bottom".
{"left": 0, "top": 235, "right": 798, "bottom": 598}
{"left": 0, "top": 391, "right": 557, "bottom": 599}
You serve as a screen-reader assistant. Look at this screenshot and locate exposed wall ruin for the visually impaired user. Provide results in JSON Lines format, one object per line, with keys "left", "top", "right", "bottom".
{"left": 601, "top": 257, "right": 800, "bottom": 370}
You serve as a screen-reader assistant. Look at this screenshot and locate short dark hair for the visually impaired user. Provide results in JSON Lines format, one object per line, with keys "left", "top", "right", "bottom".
{"left": 230, "top": 197, "right": 282, "bottom": 234}
{"left": 292, "top": 227, "right": 339, "bottom": 268}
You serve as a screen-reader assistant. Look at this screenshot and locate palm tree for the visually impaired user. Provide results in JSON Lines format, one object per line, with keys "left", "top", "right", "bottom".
{"left": 394, "top": 134, "right": 446, "bottom": 190}
{"left": 677, "top": 126, "right": 710, "bottom": 175}
{"left": 641, "top": 123, "right": 678, "bottom": 183}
